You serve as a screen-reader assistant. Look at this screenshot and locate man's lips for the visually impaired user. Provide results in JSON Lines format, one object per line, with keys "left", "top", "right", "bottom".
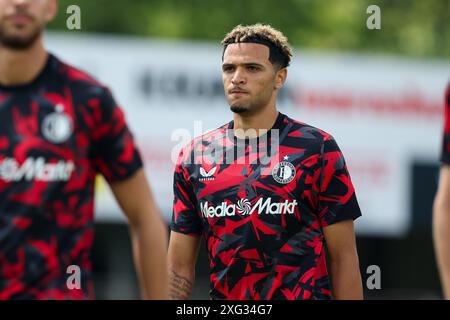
{"left": 229, "top": 89, "right": 249, "bottom": 95}
{"left": 7, "top": 14, "right": 33, "bottom": 25}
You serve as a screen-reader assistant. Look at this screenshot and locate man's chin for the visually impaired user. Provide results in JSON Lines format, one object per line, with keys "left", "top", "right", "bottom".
{"left": 0, "top": 30, "right": 41, "bottom": 50}
{"left": 230, "top": 106, "right": 249, "bottom": 114}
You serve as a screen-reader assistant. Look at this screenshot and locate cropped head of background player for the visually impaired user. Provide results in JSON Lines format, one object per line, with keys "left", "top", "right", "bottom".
{"left": 221, "top": 24, "right": 292, "bottom": 133}
{"left": 0, "top": 0, "right": 57, "bottom": 49}
{"left": 0, "top": 0, "right": 57, "bottom": 87}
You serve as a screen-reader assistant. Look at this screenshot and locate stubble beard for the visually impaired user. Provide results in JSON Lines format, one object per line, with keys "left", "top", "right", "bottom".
{"left": 0, "top": 22, "right": 42, "bottom": 50}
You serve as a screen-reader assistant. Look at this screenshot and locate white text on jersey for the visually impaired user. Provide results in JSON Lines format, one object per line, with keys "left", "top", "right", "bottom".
{"left": 200, "top": 198, "right": 298, "bottom": 218}
{"left": 0, "top": 157, "right": 75, "bottom": 182}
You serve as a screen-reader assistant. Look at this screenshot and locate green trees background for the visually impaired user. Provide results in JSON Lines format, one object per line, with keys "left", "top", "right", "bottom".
{"left": 49, "top": 0, "right": 450, "bottom": 59}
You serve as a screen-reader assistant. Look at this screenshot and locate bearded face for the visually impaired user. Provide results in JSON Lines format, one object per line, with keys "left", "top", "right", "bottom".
{"left": 0, "top": 0, "right": 57, "bottom": 50}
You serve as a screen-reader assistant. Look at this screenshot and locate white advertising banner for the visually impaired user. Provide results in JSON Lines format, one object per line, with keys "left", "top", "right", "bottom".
{"left": 46, "top": 32, "right": 450, "bottom": 236}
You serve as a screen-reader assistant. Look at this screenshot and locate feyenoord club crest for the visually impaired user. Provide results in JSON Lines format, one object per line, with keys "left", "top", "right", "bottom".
{"left": 272, "top": 156, "right": 296, "bottom": 184}
{"left": 42, "top": 104, "right": 73, "bottom": 144}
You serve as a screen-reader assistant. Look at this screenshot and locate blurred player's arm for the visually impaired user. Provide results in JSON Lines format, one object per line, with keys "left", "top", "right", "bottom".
{"left": 433, "top": 165, "right": 450, "bottom": 299}
{"left": 167, "top": 231, "right": 201, "bottom": 299}
{"left": 110, "top": 169, "right": 169, "bottom": 299}
{"left": 323, "top": 220, "right": 363, "bottom": 300}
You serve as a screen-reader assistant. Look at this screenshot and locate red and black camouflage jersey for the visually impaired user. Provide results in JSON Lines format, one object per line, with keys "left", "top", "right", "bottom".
{"left": 441, "top": 84, "right": 450, "bottom": 164}
{"left": 171, "top": 112, "right": 361, "bottom": 300}
{"left": 0, "top": 54, "right": 142, "bottom": 299}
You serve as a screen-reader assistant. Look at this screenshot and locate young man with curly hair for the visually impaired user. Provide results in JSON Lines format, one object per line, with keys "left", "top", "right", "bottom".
{"left": 168, "top": 24, "right": 363, "bottom": 300}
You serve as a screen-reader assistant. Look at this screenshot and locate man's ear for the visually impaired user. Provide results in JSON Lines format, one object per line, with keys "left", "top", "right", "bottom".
{"left": 45, "top": 0, "right": 58, "bottom": 23}
{"left": 274, "top": 68, "right": 287, "bottom": 89}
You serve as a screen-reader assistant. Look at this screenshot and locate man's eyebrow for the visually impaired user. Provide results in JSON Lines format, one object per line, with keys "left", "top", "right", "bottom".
{"left": 222, "top": 62, "right": 265, "bottom": 68}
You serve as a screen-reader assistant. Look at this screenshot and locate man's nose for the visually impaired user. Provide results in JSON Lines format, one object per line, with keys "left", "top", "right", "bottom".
{"left": 12, "top": 0, "right": 29, "bottom": 6}
{"left": 10, "top": 0, "right": 30, "bottom": 11}
{"left": 231, "top": 68, "right": 246, "bottom": 85}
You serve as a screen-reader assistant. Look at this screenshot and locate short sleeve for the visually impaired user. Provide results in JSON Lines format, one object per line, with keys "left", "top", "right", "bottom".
{"left": 316, "top": 135, "right": 362, "bottom": 227}
{"left": 170, "top": 149, "right": 203, "bottom": 236}
{"left": 90, "top": 87, "right": 143, "bottom": 183}
{"left": 440, "top": 84, "right": 450, "bottom": 165}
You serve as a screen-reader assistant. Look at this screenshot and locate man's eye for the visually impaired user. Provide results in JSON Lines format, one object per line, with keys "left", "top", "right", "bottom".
{"left": 223, "top": 66, "right": 234, "bottom": 72}
{"left": 247, "top": 66, "right": 259, "bottom": 71}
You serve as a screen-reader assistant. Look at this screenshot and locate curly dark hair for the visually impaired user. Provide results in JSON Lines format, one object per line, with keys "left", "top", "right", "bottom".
{"left": 221, "top": 23, "right": 293, "bottom": 69}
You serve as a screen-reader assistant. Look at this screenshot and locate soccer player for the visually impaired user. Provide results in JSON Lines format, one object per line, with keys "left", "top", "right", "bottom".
{"left": 433, "top": 84, "right": 450, "bottom": 300}
{"left": 168, "top": 24, "right": 363, "bottom": 300}
{"left": 0, "top": 0, "right": 168, "bottom": 299}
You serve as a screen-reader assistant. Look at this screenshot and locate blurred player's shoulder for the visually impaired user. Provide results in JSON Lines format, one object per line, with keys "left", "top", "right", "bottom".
{"left": 50, "top": 53, "right": 113, "bottom": 98}
{"left": 444, "top": 82, "right": 450, "bottom": 132}
{"left": 445, "top": 82, "right": 450, "bottom": 108}
{"left": 51, "top": 54, "right": 100, "bottom": 85}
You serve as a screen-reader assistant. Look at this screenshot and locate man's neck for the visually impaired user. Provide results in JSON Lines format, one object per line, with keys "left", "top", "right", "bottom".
{"left": 233, "top": 105, "right": 279, "bottom": 139}
{"left": 0, "top": 36, "right": 48, "bottom": 86}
